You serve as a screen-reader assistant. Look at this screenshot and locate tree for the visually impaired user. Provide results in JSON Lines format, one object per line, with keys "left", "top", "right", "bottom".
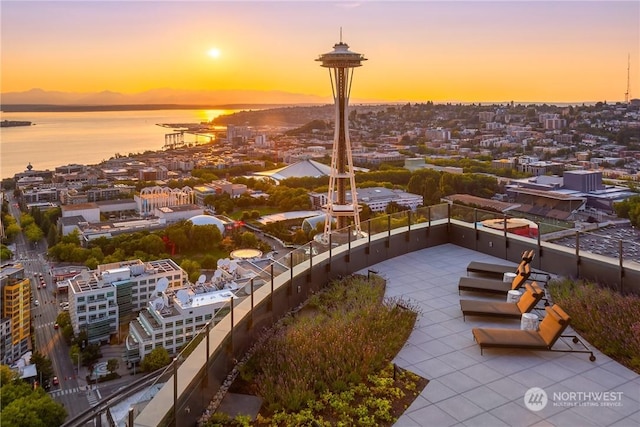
{"left": 180, "top": 259, "right": 201, "bottom": 283}
{"left": 106, "top": 358, "right": 119, "bottom": 375}
{"left": 4, "top": 223, "right": 22, "bottom": 240}
{"left": 56, "top": 312, "right": 71, "bottom": 329}
{"left": 47, "top": 224, "right": 58, "bottom": 247}
{"left": 82, "top": 344, "right": 102, "bottom": 368}
{"left": 140, "top": 347, "right": 171, "bottom": 372}
{"left": 30, "top": 351, "right": 53, "bottom": 383}
{"left": 1, "top": 381, "right": 33, "bottom": 411}
{"left": 140, "top": 234, "right": 165, "bottom": 256}
{"left": 189, "top": 224, "right": 222, "bottom": 251}
{"left": 240, "top": 231, "right": 259, "bottom": 248}
{"left": 0, "top": 364, "right": 19, "bottom": 386}
{"left": 1, "top": 245, "right": 14, "bottom": 261}
{"left": 200, "top": 254, "right": 218, "bottom": 270}
{"left": 24, "top": 224, "right": 44, "bottom": 243}
{"left": 70, "top": 345, "right": 81, "bottom": 371}
{"left": 61, "top": 324, "right": 74, "bottom": 345}
{"left": 0, "top": 389, "right": 67, "bottom": 427}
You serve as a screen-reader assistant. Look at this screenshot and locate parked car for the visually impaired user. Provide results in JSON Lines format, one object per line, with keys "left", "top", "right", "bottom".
{"left": 34, "top": 300, "right": 39, "bottom": 306}
{"left": 52, "top": 376, "right": 59, "bottom": 386}
{"left": 54, "top": 323, "right": 59, "bottom": 330}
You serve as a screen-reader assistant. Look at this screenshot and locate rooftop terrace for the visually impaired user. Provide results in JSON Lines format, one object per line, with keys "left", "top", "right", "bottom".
{"left": 69, "top": 204, "right": 639, "bottom": 427}
{"left": 366, "top": 244, "right": 640, "bottom": 427}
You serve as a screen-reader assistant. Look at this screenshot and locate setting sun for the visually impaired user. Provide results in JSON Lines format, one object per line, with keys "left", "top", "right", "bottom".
{"left": 208, "top": 48, "right": 221, "bottom": 59}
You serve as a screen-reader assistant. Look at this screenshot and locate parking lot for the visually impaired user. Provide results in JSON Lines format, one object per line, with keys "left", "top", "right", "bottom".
{"left": 550, "top": 225, "right": 640, "bottom": 263}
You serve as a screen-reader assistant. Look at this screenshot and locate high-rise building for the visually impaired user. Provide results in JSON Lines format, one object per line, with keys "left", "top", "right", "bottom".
{"left": 0, "top": 263, "right": 31, "bottom": 364}
{"left": 316, "top": 36, "right": 367, "bottom": 242}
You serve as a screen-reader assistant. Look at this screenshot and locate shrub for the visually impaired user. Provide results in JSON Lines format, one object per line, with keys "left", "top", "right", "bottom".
{"left": 548, "top": 278, "right": 640, "bottom": 372}
{"left": 243, "top": 274, "right": 419, "bottom": 414}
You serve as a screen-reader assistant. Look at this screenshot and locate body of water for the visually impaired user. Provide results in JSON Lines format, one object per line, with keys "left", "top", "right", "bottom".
{"left": 0, "top": 109, "right": 239, "bottom": 179}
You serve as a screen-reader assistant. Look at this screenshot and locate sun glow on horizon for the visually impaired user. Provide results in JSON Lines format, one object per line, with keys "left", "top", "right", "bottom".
{"left": 0, "top": 2, "right": 637, "bottom": 103}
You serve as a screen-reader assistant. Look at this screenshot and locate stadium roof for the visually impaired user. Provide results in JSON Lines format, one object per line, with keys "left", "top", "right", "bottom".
{"left": 443, "top": 194, "right": 521, "bottom": 212}
{"left": 507, "top": 187, "right": 586, "bottom": 201}
{"left": 253, "top": 159, "right": 331, "bottom": 181}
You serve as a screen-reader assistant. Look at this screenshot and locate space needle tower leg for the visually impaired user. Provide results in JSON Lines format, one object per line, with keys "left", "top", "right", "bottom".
{"left": 316, "top": 35, "right": 367, "bottom": 244}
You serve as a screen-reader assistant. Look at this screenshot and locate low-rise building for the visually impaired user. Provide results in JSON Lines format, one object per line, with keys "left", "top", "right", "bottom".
{"left": 125, "top": 258, "right": 268, "bottom": 363}
{"left": 66, "top": 259, "right": 185, "bottom": 344}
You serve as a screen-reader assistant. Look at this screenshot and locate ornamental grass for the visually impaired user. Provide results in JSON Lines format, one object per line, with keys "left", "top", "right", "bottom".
{"left": 548, "top": 278, "right": 640, "bottom": 372}
{"left": 229, "top": 273, "right": 423, "bottom": 425}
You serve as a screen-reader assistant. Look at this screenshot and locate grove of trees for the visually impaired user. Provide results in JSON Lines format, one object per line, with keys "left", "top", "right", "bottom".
{"left": 0, "top": 365, "right": 67, "bottom": 427}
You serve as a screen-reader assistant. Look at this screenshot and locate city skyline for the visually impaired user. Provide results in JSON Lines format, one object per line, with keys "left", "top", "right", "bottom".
{"left": 1, "top": 1, "right": 639, "bottom": 104}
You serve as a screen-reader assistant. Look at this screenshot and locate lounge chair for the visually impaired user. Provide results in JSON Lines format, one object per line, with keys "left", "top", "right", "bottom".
{"left": 471, "top": 304, "right": 596, "bottom": 361}
{"left": 466, "top": 249, "right": 535, "bottom": 279}
{"left": 458, "top": 263, "right": 531, "bottom": 295}
{"left": 460, "top": 281, "right": 545, "bottom": 321}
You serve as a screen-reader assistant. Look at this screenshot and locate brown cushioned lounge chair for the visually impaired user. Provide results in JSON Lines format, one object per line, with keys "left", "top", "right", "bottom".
{"left": 466, "top": 249, "right": 534, "bottom": 279}
{"left": 471, "top": 304, "right": 596, "bottom": 361}
{"left": 460, "top": 281, "right": 545, "bottom": 321}
{"left": 458, "top": 263, "right": 531, "bottom": 295}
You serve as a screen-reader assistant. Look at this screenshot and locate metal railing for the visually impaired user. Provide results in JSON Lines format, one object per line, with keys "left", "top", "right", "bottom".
{"left": 88, "top": 203, "right": 640, "bottom": 427}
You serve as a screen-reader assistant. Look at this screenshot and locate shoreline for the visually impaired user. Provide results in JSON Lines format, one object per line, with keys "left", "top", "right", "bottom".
{"left": 0, "top": 103, "right": 303, "bottom": 113}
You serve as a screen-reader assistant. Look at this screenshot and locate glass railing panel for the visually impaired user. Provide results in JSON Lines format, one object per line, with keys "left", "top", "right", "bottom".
{"left": 428, "top": 203, "right": 450, "bottom": 221}
{"left": 365, "top": 215, "right": 392, "bottom": 235}
{"left": 288, "top": 245, "right": 311, "bottom": 269}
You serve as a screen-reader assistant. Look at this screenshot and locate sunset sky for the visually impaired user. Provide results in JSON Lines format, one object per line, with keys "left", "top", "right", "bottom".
{"left": 1, "top": 1, "right": 638, "bottom": 104}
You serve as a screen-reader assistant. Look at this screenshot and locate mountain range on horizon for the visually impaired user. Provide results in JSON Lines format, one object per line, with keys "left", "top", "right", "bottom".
{"left": 0, "top": 87, "right": 335, "bottom": 107}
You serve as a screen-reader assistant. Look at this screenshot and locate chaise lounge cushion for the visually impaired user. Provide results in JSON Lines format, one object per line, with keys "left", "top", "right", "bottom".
{"left": 472, "top": 328, "right": 547, "bottom": 349}
{"left": 466, "top": 250, "right": 535, "bottom": 278}
{"left": 471, "top": 304, "right": 570, "bottom": 351}
{"left": 460, "top": 282, "right": 543, "bottom": 319}
{"left": 459, "top": 264, "right": 531, "bottom": 295}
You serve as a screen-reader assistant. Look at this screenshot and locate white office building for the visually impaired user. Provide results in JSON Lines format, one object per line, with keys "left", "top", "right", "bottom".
{"left": 66, "top": 259, "right": 185, "bottom": 344}
{"left": 125, "top": 260, "right": 252, "bottom": 362}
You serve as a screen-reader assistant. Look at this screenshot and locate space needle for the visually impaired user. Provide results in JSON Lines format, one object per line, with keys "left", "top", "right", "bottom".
{"left": 316, "top": 33, "right": 367, "bottom": 244}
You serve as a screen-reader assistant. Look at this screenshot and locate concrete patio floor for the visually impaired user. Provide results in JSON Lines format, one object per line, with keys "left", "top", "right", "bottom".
{"left": 360, "top": 244, "right": 640, "bottom": 427}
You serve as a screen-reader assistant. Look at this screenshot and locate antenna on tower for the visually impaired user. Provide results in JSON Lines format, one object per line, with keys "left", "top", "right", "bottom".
{"left": 340, "top": 27, "right": 343, "bottom": 43}
{"left": 625, "top": 53, "right": 631, "bottom": 104}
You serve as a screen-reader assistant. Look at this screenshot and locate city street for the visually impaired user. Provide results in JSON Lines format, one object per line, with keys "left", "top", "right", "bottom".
{"left": 5, "top": 192, "right": 93, "bottom": 419}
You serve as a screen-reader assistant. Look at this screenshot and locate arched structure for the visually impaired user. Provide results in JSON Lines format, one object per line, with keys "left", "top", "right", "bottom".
{"left": 136, "top": 186, "right": 195, "bottom": 215}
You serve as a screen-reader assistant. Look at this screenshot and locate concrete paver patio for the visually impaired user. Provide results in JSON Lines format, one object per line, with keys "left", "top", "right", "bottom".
{"left": 360, "top": 244, "right": 640, "bottom": 427}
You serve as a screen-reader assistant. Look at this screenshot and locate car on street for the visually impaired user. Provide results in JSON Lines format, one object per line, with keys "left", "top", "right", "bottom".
{"left": 34, "top": 300, "right": 39, "bottom": 306}
{"left": 54, "top": 323, "right": 59, "bottom": 329}
{"left": 52, "top": 376, "right": 59, "bottom": 386}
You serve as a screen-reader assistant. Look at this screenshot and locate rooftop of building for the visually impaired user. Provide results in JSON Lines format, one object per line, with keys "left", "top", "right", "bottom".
{"left": 61, "top": 202, "right": 99, "bottom": 211}
{"left": 360, "top": 244, "right": 640, "bottom": 427}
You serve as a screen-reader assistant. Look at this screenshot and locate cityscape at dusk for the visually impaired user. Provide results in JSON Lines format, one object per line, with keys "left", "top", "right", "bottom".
{"left": 2, "top": 2, "right": 640, "bottom": 427}
{"left": 1, "top": 0, "right": 639, "bottom": 104}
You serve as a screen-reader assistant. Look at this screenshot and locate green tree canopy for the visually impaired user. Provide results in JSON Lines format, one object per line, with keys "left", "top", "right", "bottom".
{"left": 0, "top": 387, "right": 67, "bottom": 427}
{"left": 0, "top": 364, "right": 19, "bottom": 386}
{"left": 140, "top": 347, "right": 171, "bottom": 372}
{"left": 106, "top": 358, "right": 119, "bottom": 375}
{"left": 30, "top": 351, "right": 53, "bottom": 383}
